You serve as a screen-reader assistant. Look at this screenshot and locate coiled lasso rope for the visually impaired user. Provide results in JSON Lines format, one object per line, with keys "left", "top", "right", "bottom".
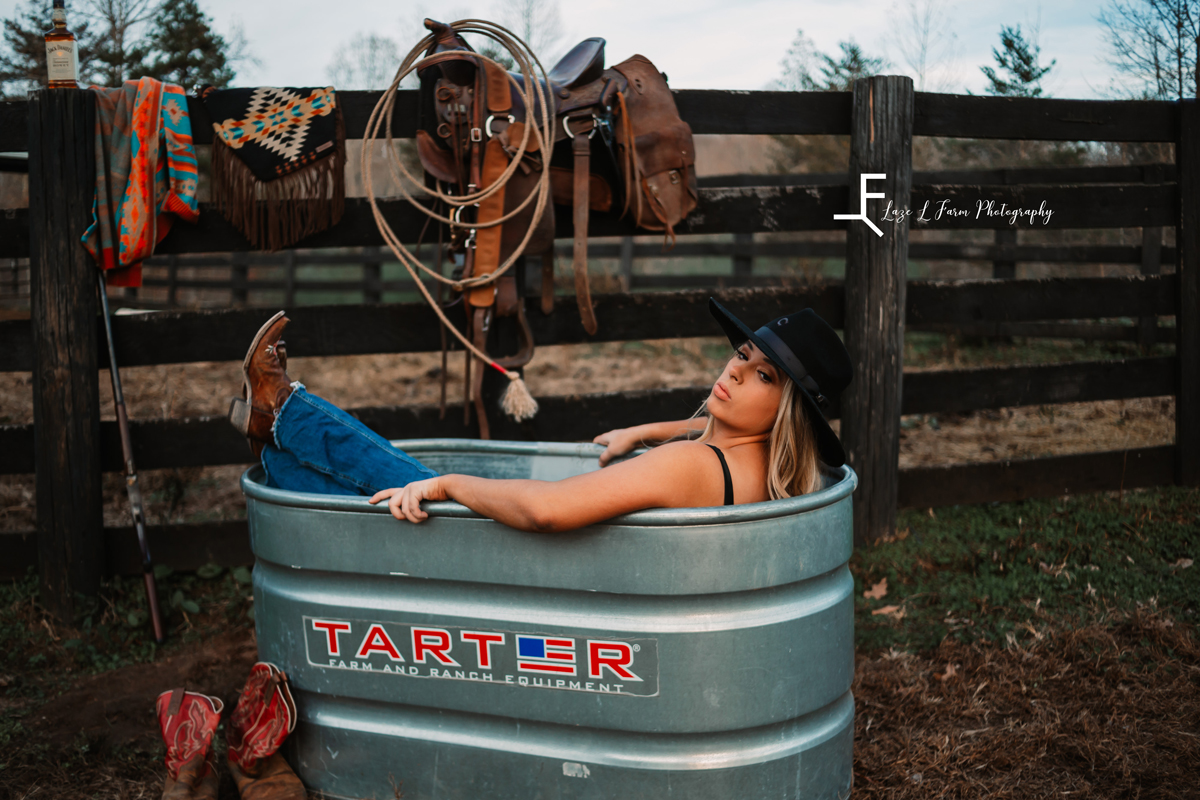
{"left": 361, "top": 20, "right": 555, "bottom": 422}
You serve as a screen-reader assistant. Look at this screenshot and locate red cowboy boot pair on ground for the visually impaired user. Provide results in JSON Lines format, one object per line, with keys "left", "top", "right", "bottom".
{"left": 156, "top": 662, "right": 304, "bottom": 800}
{"left": 228, "top": 311, "right": 295, "bottom": 458}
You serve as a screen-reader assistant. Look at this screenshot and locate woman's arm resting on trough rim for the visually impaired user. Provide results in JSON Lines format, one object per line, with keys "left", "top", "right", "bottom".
{"left": 592, "top": 418, "right": 706, "bottom": 466}
{"left": 368, "top": 441, "right": 719, "bottom": 532}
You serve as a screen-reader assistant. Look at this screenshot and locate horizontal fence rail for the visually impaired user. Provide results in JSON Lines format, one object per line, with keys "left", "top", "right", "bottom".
{"left": 898, "top": 445, "right": 1176, "bottom": 509}
{"left": 0, "top": 90, "right": 1182, "bottom": 154}
{"left": 0, "top": 182, "right": 1180, "bottom": 259}
{"left": 3, "top": 239, "right": 1176, "bottom": 312}
{"left": 700, "top": 164, "right": 1179, "bottom": 188}
{"left": 0, "top": 279, "right": 1177, "bottom": 372}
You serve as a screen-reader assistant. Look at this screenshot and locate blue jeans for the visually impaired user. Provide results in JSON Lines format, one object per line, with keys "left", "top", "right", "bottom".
{"left": 261, "top": 385, "right": 439, "bottom": 496}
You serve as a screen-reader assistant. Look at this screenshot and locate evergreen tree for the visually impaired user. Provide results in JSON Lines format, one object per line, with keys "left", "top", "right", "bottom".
{"left": 777, "top": 31, "right": 887, "bottom": 92}
{"left": 129, "top": 0, "right": 233, "bottom": 90}
{"left": 815, "top": 41, "right": 888, "bottom": 92}
{"left": 0, "top": 0, "right": 98, "bottom": 98}
{"left": 981, "top": 25, "right": 1054, "bottom": 97}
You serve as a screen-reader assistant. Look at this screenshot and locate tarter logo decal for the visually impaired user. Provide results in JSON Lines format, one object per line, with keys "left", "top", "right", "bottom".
{"left": 303, "top": 616, "right": 659, "bottom": 697}
{"left": 311, "top": 619, "right": 351, "bottom": 656}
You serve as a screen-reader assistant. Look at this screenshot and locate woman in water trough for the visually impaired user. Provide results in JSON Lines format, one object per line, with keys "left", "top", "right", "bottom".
{"left": 227, "top": 299, "right": 852, "bottom": 530}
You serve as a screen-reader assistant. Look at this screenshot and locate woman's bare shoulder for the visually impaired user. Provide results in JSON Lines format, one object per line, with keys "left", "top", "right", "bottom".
{"left": 637, "top": 438, "right": 714, "bottom": 457}
{"left": 605, "top": 439, "right": 722, "bottom": 507}
{"left": 624, "top": 439, "right": 722, "bottom": 476}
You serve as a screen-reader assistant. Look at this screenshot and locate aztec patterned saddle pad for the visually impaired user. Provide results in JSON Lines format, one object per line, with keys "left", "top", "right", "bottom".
{"left": 202, "top": 86, "right": 346, "bottom": 250}
{"left": 205, "top": 87, "right": 340, "bottom": 181}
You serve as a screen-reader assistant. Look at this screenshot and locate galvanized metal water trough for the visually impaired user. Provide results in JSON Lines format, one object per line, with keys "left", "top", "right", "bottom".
{"left": 243, "top": 439, "right": 857, "bottom": 799}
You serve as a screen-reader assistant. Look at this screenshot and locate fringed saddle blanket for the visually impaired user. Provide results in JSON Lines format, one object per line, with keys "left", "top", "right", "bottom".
{"left": 83, "top": 77, "right": 199, "bottom": 287}
{"left": 202, "top": 87, "right": 345, "bottom": 251}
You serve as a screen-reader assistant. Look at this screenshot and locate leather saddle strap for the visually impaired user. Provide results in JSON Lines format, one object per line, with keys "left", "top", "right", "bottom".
{"left": 468, "top": 137, "right": 509, "bottom": 308}
{"left": 571, "top": 124, "right": 599, "bottom": 335}
{"left": 471, "top": 306, "right": 491, "bottom": 439}
{"left": 469, "top": 62, "right": 515, "bottom": 308}
{"left": 494, "top": 296, "right": 535, "bottom": 369}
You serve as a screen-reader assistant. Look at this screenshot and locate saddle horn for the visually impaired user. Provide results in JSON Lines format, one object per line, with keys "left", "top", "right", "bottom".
{"left": 422, "top": 18, "right": 477, "bottom": 86}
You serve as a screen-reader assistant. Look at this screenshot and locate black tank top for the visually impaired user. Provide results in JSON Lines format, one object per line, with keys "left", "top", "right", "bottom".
{"left": 705, "top": 444, "right": 734, "bottom": 506}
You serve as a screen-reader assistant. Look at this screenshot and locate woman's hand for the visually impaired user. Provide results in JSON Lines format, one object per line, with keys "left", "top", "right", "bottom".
{"left": 368, "top": 476, "right": 450, "bottom": 523}
{"left": 592, "top": 427, "right": 642, "bottom": 467}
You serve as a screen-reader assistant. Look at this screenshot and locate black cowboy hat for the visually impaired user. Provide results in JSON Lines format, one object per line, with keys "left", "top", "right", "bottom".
{"left": 709, "top": 298, "right": 852, "bottom": 467}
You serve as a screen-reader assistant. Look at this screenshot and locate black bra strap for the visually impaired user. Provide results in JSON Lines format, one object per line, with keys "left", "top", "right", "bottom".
{"left": 705, "top": 444, "right": 734, "bottom": 506}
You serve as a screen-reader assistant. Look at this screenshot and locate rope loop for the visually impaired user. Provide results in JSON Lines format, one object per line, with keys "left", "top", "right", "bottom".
{"left": 362, "top": 20, "right": 555, "bottom": 370}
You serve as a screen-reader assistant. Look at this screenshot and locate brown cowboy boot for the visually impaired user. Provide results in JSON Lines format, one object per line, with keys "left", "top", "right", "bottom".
{"left": 156, "top": 689, "right": 223, "bottom": 800}
{"left": 227, "top": 662, "right": 305, "bottom": 800}
{"left": 228, "top": 311, "right": 295, "bottom": 458}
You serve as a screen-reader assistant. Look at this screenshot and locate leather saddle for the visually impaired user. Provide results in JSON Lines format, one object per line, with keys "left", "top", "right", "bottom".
{"left": 415, "top": 19, "right": 698, "bottom": 435}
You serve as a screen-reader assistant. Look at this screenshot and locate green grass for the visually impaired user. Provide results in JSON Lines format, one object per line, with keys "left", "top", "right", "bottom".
{"left": 853, "top": 487, "right": 1200, "bottom": 653}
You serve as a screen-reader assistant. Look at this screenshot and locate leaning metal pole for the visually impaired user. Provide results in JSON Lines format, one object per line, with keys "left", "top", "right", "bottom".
{"left": 97, "top": 273, "right": 165, "bottom": 643}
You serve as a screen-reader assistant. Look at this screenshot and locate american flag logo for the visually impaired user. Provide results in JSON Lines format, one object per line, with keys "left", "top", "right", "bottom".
{"left": 516, "top": 635, "right": 576, "bottom": 675}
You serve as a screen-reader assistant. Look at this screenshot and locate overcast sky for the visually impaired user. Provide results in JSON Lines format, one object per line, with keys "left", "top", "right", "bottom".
{"left": 2, "top": 0, "right": 1126, "bottom": 98}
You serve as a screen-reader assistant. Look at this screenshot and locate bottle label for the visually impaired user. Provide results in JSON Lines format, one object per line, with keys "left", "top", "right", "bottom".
{"left": 46, "top": 40, "right": 77, "bottom": 82}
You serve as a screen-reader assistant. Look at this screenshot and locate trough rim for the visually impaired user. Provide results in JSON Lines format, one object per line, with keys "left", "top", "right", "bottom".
{"left": 240, "top": 438, "right": 857, "bottom": 526}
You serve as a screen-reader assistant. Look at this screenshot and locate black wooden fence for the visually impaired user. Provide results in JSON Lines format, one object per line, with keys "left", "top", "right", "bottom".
{"left": 0, "top": 84, "right": 1195, "bottom": 620}
{"left": 1, "top": 215, "right": 1177, "bottom": 348}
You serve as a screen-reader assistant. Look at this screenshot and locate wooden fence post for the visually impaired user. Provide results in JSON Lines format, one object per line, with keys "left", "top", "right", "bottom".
{"left": 1139, "top": 165, "right": 1163, "bottom": 351}
{"left": 993, "top": 228, "right": 1016, "bottom": 279}
{"left": 231, "top": 250, "right": 248, "bottom": 305}
{"left": 1177, "top": 101, "right": 1199, "bottom": 486}
{"left": 733, "top": 232, "right": 754, "bottom": 282}
{"left": 363, "top": 245, "right": 382, "bottom": 303}
{"left": 619, "top": 236, "right": 633, "bottom": 291}
{"left": 28, "top": 89, "right": 103, "bottom": 619}
{"left": 841, "top": 75, "right": 914, "bottom": 545}
{"left": 284, "top": 250, "right": 297, "bottom": 307}
{"left": 166, "top": 254, "right": 179, "bottom": 307}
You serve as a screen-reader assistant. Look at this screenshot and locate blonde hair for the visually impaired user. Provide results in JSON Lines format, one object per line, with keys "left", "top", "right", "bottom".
{"left": 693, "top": 377, "right": 821, "bottom": 500}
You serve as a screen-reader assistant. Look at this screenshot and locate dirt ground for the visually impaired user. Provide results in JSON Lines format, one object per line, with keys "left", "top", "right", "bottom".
{"left": 1, "top": 629, "right": 259, "bottom": 800}
{"left": 2, "top": 611, "right": 1195, "bottom": 799}
{"left": 0, "top": 336, "right": 1176, "bottom": 532}
{"left": 853, "top": 610, "right": 1200, "bottom": 798}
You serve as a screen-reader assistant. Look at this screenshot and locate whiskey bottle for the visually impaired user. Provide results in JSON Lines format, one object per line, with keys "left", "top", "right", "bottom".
{"left": 44, "top": 1, "right": 79, "bottom": 89}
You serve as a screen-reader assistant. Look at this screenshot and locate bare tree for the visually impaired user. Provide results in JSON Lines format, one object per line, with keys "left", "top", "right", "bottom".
{"left": 776, "top": 30, "right": 821, "bottom": 91}
{"left": 491, "top": 0, "right": 566, "bottom": 64}
{"left": 1099, "top": 0, "right": 1199, "bottom": 99}
{"left": 888, "top": 0, "right": 961, "bottom": 92}
{"left": 84, "top": 0, "right": 153, "bottom": 86}
{"left": 327, "top": 33, "right": 404, "bottom": 89}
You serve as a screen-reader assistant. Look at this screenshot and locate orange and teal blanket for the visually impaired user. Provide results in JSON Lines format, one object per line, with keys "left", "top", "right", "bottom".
{"left": 83, "top": 77, "right": 199, "bottom": 287}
